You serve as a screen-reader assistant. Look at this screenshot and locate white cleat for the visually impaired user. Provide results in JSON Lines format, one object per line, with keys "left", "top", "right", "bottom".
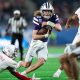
{"left": 53, "top": 69, "right": 62, "bottom": 78}
{"left": 21, "top": 71, "right": 26, "bottom": 76}
{"left": 32, "top": 73, "right": 40, "bottom": 80}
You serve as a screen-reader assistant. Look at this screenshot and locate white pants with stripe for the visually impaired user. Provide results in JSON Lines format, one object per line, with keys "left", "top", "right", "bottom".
{"left": 25, "top": 39, "right": 48, "bottom": 62}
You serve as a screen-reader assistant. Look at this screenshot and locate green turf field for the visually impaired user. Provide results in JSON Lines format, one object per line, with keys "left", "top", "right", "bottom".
{"left": 0, "top": 46, "right": 68, "bottom": 80}
{"left": 0, "top": 58, "right": 67, "bottom": 80}
{"left": 24, "top": 46, "right": 65, "bottom": 54}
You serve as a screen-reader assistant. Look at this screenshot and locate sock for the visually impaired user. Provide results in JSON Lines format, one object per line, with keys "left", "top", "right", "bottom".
{"left": 12, "top": 71, "right": 31, "bottom": 80}
{"left": 21, "top": 71, "right": 26, "bottom": 75}
{"left": 57, "top": 69, "right": 62, "bottom": 74}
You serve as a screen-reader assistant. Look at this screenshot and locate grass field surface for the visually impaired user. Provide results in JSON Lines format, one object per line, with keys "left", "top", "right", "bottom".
{"left": 0, "top": 58, "right": 67, "bottom": 80}
{"left": 0, "top": 46, "right": 80, "bottom": 80}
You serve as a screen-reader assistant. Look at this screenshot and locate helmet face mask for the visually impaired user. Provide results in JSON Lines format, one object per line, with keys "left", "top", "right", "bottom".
{"left": 42, "top": 10, "right": 53, "bottom": 19}
{"left": 40, "top": 2, "right": 54, "bottom": 19}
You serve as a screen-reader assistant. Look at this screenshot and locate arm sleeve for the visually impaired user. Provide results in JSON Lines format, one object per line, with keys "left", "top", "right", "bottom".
{"left": 33, "top": 16, "right": 41, "bottom": 30}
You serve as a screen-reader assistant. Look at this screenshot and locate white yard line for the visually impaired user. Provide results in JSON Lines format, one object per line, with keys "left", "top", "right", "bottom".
{"left": 18, "top": 53, "right": 62, "bottom": 58}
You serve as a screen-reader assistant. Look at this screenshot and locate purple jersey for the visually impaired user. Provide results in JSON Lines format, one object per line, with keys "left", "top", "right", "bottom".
{"left": 33, "top": 14, "right": 59, "bottom": 42}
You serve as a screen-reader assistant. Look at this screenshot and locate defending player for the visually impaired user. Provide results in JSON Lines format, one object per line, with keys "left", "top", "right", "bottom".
{"left": 53, "top": 7, "right": 80, "bottom": 79}
{"left": 0, "top": 44, "right": 38, "bottom": 80}
{"left": 17, "top": 2, "right": 62, "bottom": 75}
{"left": 60, "top": 42, "right": 80, "bottom": 80}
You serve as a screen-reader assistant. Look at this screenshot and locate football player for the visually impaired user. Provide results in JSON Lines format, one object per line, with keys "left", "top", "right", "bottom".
{"left": 53, "top": 7, "right": 80, "bottom": 80}
{"left": 17, "top": 2, "right": 62, "bottom": 75}
{"left": 54, "top": 42, "right": 80, "bottom": 80}
{"left": 60, "top": 42, "right": 80, "bottom": 80}
{"left": 0, "top": 44, "right": 38, "bottom": 80}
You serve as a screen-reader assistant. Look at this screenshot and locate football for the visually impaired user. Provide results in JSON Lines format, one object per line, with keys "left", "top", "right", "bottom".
{"left": 37, "top": 28, "right": 48, "bottom": 35}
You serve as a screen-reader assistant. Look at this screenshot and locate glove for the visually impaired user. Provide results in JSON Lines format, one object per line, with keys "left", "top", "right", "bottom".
{"left": 44, "top": 33, "right": 49, "bottom": 38}
{"left": 47, "top": 21, "right": 55, "bottom": 28}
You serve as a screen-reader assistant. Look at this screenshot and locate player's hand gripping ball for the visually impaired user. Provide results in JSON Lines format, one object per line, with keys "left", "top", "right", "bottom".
{"left": 37, "top": 28, "right": 51, "bottom": 35}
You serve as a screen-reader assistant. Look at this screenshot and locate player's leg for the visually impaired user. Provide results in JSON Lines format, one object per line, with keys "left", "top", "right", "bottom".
{"left": 53, "top": 65, "right": 63, "bottom": 77}
{"left": 60, "top": 53, "right": 78, "bottom": 80}
{"left": 21, "top": 58, "right": 46, "bottom": 75}
{"left": 21, "top": 43, "right": 48, "bottom": 75}
{"left": 53, "top": 54, "right": 65, "bottom": 78}
{"left": 17, "top": 40, "right": 44, "bottom": 69}
{"left": 53, "top": 53, "right": 71, "bottom": 78}
{"left": 54, "top": 34, "right": 80, "bottom": 79}
{"left": 18, "top": 33, "right": 23, "bottom": 60}
{"left": 69, "top": 47, "right": 80, "bottom": 80}
{"left": 11, "top": 33, "right": 16, "bottom": 44}
{"left": 60, "top": 54, "right": 74, "bottom": 79}
{"left": 63, "top": 45, "right": 80, "bottom": 80}
{"left": 69, "top": 54, "right": 78, "bottom": 80}
{"left": 17, "top": 44, "right": 35, "bottom": 69}
{"left": 53, "top": 43, "right": 75, "bottom": 78}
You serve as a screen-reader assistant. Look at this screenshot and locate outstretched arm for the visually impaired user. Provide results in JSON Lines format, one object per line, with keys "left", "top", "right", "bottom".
{"left": 7, "top": 67, "right": 31, "bottom": 80}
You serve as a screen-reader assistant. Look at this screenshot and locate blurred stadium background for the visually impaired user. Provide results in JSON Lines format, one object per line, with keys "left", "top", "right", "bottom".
{"left": 0, "top": 0, "right": 80, "bottom": 80}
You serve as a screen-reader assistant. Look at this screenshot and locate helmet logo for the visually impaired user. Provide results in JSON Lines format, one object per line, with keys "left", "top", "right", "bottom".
{"left": 40, "top": 2, "right": 54, "bottom": 19}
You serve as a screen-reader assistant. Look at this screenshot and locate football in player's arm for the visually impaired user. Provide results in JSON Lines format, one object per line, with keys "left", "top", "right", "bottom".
{"left": 32, "top": 11, "right": 62, "bottom": 40}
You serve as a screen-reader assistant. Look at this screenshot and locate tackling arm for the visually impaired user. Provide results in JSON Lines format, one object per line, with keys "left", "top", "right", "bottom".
{"left": 7, "top": 67, "right": 31, "bottom": 80}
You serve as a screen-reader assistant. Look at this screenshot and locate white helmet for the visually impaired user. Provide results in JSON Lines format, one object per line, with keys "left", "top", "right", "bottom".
{"left": 40, "top": 2, "right": 54, "bottom": 19}
{"left": 2, "top": 45, "right": 18, "bottom": 59}
{"left": 13, "top": 10, "right": 20, "bottom": 15}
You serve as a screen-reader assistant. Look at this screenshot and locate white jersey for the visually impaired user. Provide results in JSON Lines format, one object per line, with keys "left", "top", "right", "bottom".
{"left": 8, "top": 17, "right": 27, "bottom": 33}
{"left": 75, "top": 7, "right": 80, "bottom": 33}
{"left": 0, "top": 52, "right": 17, "bottom": 72}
